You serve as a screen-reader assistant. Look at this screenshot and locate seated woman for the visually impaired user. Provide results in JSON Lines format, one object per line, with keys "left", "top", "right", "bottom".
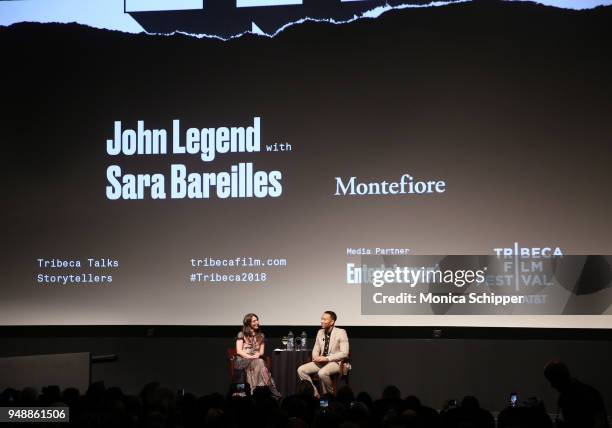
{"left": 235, "top": 313, "right": 281, "bottom": 398}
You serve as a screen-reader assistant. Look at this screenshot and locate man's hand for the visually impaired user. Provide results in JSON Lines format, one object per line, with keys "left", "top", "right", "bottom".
{"left": 313, "top": 356, "right": 328, "bottom": 363}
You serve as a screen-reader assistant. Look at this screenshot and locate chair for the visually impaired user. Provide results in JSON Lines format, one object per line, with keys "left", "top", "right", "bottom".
{"left": 227, "top": 348, "right": 272, "bottom": 383}
{"left": 312, "top": 352, "right": 351, "bottom": 395}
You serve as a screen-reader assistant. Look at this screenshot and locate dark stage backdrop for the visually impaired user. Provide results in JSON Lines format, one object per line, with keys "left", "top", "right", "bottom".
{"left": 1, "top": 1, "right": 612, "bottom": 327}
{"left": 0, "top": 330, "right": 611, "bottom": 415}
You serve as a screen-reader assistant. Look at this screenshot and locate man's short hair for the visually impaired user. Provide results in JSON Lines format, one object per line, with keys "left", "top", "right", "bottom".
{"left": 544, "top": 359, "right": 570, "bottom": 383}
{"left": 324, "top": 311, "right": 337, "bottom": 321}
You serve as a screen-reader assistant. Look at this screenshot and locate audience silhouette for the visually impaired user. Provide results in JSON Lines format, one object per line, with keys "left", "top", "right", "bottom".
{"left": 1, "top": 363, "right": 609, "bottom": 427}
{"left": 544, "top": 359, "right": 609, "bottom": 428}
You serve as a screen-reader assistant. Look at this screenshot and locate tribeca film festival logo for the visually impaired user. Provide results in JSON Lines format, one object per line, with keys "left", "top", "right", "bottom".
{"left": 491, "top": 242, "right": 563, "bottom": 291}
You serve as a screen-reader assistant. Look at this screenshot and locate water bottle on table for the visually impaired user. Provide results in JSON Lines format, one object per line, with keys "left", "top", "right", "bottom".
{"left": 287, "top": 331, "right": 294, "bottom": 351}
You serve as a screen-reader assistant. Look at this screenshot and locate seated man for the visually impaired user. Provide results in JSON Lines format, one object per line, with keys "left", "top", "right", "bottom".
{"left": 297, "top": 310, "right": 349, "bottom": 397}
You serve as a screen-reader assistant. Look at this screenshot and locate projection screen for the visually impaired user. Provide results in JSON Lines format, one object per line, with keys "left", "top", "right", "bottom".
{"left": 1, "top": 0, "right": 611, "bottom": 327}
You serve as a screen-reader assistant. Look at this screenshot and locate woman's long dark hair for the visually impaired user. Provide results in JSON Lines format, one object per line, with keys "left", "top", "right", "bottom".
{"left": 242, "top": 313, "right": 263, "bottom": 344}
